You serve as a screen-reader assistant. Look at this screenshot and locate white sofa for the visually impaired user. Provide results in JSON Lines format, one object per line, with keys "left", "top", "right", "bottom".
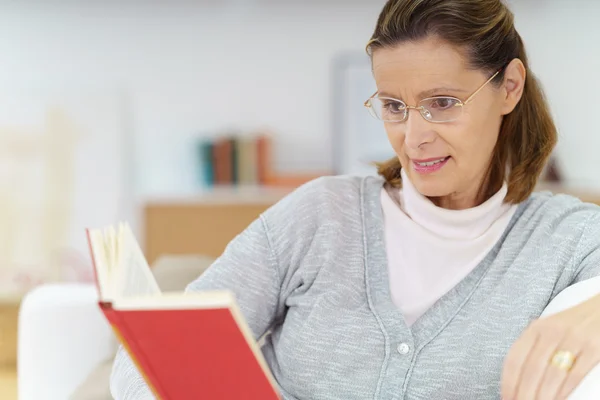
{"left": 540, "top": 276, "right": 600, "bottom": 399}
{"left": 18, "top": 283, "right": 115, "bottom": 400}
{"left": 18, "top": 254, "right": 214, "bottom": 400}
{"left": 17, "top": 268, "right": 600, "bottom": 399}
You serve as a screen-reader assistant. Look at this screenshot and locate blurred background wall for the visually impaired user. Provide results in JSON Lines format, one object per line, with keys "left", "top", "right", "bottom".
{"left": 0, "top": 0, "right": 598, "bottom": 293}
{"left": 0, "top": 1, "right": 385, "bottom": 195}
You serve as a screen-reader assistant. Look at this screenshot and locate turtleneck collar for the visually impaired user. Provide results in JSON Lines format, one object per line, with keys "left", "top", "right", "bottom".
{"left": 392, "top": 169, "right": 513, "bottom": 240}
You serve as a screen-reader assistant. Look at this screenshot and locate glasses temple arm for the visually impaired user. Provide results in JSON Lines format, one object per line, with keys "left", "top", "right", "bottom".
{"left": 464, "top": 69, "right": 501, "bottom": 105}
{"left": 364, "top": 91, "right": 379, "bottom": 107}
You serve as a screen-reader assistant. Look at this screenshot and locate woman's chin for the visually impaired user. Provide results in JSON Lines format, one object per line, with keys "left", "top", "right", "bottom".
{"left": 408, "top": 175, "right": 453, "bottom": 198}
{"left": 415, "top": 185, "right": 452, "bottom": 199}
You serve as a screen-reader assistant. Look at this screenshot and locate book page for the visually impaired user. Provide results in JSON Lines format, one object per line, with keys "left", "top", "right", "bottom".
{"left": 115, "top": 223, "right": 162, "bottom": 299}
{"left": 88, "top": 229, "right": 113, "bottom": 301}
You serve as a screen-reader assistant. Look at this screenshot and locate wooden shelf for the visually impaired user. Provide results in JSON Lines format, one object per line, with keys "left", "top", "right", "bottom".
{"left": 142, "top": 185, "right": 293, "bottom": 206}
{"left": 0, "top": 366, "right": 16, "bottom": 400}
{"left": 0, "top": 296, "right": 22, "bottom": 306}
{"left": 0, "top": 302, "right": 19, "bottom": 369}
{"left": 144, "top": 191, "right": 286, "bottom": 265}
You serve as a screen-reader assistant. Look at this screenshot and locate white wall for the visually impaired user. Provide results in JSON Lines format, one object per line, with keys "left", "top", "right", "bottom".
{"left": 0, "top": 1, "right": 385, "bottom": 197}
{"left": 1, "top": 0, "right": 599, "bottom": 197}
{"left": 510, "top": 0, "right": 600, "bottom": 188}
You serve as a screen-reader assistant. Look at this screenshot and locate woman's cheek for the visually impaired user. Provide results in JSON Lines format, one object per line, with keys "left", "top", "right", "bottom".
{"left": 385, "top": 127, "right": 405, "bottom": 154}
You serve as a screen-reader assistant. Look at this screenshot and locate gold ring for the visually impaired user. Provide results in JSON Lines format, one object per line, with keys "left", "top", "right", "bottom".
{"left": 550, "top": 350, "right": 576, "bottom": 371}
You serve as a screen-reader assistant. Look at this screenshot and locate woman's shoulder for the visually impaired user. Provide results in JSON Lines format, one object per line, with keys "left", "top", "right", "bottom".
{"left": 274, "top": 174, "right": 383, "bottom": 209}
{"left": 518, "top": 190, "right": 600, "bottom": 229}
{"left": 258, "top": 175, "right": 383, "bottom": 259}
{"left": 296, "top": 173, "right": 382, "bottom": 194}
{"left": 260, "top": 174, "right": 384, "bottom": 228}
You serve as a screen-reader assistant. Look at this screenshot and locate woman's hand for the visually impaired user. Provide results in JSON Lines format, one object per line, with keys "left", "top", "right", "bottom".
{"left": 501, "top": 294, "right": 600, "bottom": 400}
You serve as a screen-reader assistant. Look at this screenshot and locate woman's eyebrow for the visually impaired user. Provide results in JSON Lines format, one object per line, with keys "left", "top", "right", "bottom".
{"left": 418, "top": 87, "right": 468, "bottom": 98}
{"left": 377, "top": 87, "right": 467, "bottom": 99}
{"left": 377, "top": 91, "right": 401, "bottom": 99}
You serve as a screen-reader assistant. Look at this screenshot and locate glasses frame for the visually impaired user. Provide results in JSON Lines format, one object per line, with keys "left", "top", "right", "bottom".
{"left": 363, "top": 69, "right": 502, "bottom": 124}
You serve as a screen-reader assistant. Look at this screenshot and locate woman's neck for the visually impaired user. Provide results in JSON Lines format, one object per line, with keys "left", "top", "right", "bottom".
{"left": 429, "top": 192, "right": 480, "bottom": 210}
{"left": 396, "top": 169, "right": 512, "bottom": 240}
{"left": 426, "top": 173, "right": 501, "bottom": 210}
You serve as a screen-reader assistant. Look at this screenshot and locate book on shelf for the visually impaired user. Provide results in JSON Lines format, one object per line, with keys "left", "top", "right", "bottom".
{"left": 198, "top": 140, "right": 215, "bottom": 187}
{"left": 213, "top": 136, "right": 235, "bottom": 185}
{"left": 86, "top": 223, "right": 280, "bottom": 400}
{"left": 236, "top": 136, "right": 259, "bottom": 185}
{"left": 198, "top": 131, "right": 330, "bottom": 190}
{"left": 199, "top": 133, "right": 273, "bottom": 187}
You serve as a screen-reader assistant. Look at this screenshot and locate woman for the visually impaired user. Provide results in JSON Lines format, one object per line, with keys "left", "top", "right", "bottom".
{"left": 111, "top": 0, "right": 600, "bottom": 399}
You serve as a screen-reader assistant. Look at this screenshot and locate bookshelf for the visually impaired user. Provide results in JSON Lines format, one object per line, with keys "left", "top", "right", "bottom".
{"left": 144, "top": 185, "right": 293, "bottom": 206}
{"left": 144, "top": 186, "right": 292, "bottom": 265}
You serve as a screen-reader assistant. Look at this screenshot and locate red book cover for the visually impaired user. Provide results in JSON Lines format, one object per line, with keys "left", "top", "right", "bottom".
{"left": 86, "top": 227, "right": 280, "bottom": 400}
{"left": 213, "top": 137, "right": 233, "bottom": 185}
{"left": 256, "top": 134, "right": 272, "bottom": 185}
{"left": 100, "top": 304, "right": 280, "bottom": 400}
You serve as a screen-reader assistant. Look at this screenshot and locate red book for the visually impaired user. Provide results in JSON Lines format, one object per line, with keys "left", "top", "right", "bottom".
{"left": 213, "top": 137, "right": 234, "bottom": 185}
{"left": 256, "top": 134, "right": 272, "bottom": 185}
{"left": 86, "top": 223, "right": 280, "bottom": 400}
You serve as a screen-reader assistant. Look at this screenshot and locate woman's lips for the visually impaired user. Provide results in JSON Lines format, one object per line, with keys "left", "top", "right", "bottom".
{"left": 412, "top": 156, "right": 451, "bottom": 174}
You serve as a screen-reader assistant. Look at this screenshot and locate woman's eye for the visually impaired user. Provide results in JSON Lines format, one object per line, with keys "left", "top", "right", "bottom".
{"left": 383, "top": 101, "right": 405, "bottom": 114}
{"left": 429, "top": 97, "right": 458, "bottom": 110}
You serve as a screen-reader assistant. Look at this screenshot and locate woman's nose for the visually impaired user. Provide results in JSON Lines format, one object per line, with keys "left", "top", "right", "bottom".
{"left": 403, "top": 108, "right": 436, "bottom": 150}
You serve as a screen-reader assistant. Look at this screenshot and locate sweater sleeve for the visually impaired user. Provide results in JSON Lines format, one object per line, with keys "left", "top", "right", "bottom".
{"left": 109, "top": 215, "right": 284, "bottom": 400}
{"left": 571, "top": 212, "right": 600, "bottom": 284}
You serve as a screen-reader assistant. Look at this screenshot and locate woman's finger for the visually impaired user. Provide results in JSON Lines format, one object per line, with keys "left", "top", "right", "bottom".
{"left": 514, "top": 332, "right": 561, "bottom": 399}
{"left": 501, "top": 325, "right": 539, "bottom": 399}
{"left": 556, "top": 339, "right": 600, "bottom": 400}
{"left": 536, "top": 338, "right": 583, "bottom": 400}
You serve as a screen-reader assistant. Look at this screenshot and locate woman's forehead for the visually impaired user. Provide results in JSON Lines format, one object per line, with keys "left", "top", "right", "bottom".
{"left": 371, "top": 38, "right": 473, "bottom": 84}
{"left": 371, "top": 40, "right": 485, "bottom": 99}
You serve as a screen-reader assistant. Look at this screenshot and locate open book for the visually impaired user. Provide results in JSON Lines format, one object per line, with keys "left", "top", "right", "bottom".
{"left": 86, "top": 223, "right": 280, "bottom": 400}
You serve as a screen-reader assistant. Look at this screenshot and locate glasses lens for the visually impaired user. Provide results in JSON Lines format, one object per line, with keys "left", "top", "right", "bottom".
{"left": 367, "top": 98, "right": 407, "bottom": 122}
{"left": 419, "top": 97, "right": 462, "bottom": 123}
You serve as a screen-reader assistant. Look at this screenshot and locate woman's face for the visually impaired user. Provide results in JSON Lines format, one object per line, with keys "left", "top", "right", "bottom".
{"left": 372, "top": 36, "right": 524, "bottom": 209}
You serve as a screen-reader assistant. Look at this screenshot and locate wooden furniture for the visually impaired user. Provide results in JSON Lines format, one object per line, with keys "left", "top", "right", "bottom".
{"left": 0, "top": 299, "right": 19, "bottom": 400}
{"left": 0, "top": 299, "right": 19, "bottom": 369}
{"left": 143, "top": 186, "right": 292, "bottom": 265}
{"left": 0, "top": 366, "right": 17, "bottom": 400}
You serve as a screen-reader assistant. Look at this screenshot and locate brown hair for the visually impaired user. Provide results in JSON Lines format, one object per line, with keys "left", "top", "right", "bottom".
{"left": 367, "top": 0, "right": 557, "bottom": 204}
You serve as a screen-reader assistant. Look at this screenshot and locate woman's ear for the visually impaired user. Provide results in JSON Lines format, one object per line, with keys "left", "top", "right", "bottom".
{"left": 500, "top": 58, "right": 526, "bottom": 115}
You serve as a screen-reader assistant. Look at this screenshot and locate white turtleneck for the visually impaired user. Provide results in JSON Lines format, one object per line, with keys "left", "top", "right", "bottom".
{"left": 380, "top": 170, "right": 518, "bottom": 327}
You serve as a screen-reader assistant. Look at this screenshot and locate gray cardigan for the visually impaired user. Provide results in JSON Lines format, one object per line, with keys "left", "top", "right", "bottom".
{"left": 110, "top": 175, "right": 600, "bottom": 400}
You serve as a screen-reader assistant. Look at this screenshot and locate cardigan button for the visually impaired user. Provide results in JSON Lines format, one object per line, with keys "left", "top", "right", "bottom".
{"left": 397, "top": 343, "right": 410, "bottom": 355}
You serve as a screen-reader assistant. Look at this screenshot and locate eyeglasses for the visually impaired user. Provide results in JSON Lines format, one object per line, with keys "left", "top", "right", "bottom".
{"left": 363, "top": 70, "right": 501, "bottom": 124}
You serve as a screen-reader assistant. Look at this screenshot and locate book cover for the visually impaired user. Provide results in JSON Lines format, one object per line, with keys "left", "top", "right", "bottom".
{"left": 213, "top": 137, "right": 233, "bottom": 185}
{"left": 256, "top": 134, "right": 272, "bottom": 185}
{"left": 236, "top": 136, "right": 258, "bottom": 185}
{"left": 198, "top": 139, "right": 215, "bottom": 187}
{"left": 100, "top": 302, "right": 280, "bottom": 400}
{"left": 86, "top": 225, "right": 281, "bottom": 400}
